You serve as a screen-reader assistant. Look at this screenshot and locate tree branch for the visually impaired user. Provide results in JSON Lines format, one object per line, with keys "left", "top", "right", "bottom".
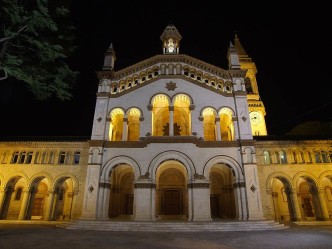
{"left": 0, "top": 25, "right": 27, "bottom": 43}
{"left": 0, "top": 69, "right": 8, "bottom": 80}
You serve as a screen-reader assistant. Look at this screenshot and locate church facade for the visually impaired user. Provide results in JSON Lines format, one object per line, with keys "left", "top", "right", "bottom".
{"left": 0, "top": 25, "right": 331, "bottom": 223}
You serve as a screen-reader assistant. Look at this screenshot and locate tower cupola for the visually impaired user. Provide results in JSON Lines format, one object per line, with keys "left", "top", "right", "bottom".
{"left": 160, "top": 24, "right": 182, "bottom": 54}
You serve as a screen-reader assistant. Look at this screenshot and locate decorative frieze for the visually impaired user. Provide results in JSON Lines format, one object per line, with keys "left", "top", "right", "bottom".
{"left": 134, "top": 183, "right": 156, "bottom": 189}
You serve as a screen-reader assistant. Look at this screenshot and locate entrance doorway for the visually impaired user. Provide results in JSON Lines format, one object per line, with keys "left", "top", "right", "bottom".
{"left": 210, "top": 196, "right": 220, "bottom": 218}
{"left": 156, "top": 161, "right": 188, "bottom": 220}
{"left": 163, "top": 189, "right": 181, "bottom": 215}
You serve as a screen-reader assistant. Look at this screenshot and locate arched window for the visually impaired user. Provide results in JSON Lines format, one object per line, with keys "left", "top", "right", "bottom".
{"left": 127, "top": 108, "right": 141, "bottom": 141}
{"left": 321, "top": 151, "right": 328, "bottom": 163}
{"left": 173, "top": 94, "right": 191, "bottom": 136}
{"left": 26, "top": 152, "right": 33, "bottom": 164}
{"left": 152, "top": 94, "right": 170, "bottom": 136}
{"left": 59, "top": 151, "right": 66, "bottom": 164}
{"left": 202, "top": 108, "right": 216, "bottom": 141}
{"left": 314, "top": 151, "right": 321, "bottom": 163}
{"left": 109, "top": 108, "right": 125, "bottom": 141}
{"left": 263, "top": 151, "right": 271, "bottom": 164}
{"left": 19, "top": 151, "right": 26, "bottom": 164}
{"left": 74, "top": 152, "right": 81, "bottom": 164}
{"left": 11, "top": 151, "right": 19, "bottom": 164}
{"left": 279, "top": 151, "right": 287, "bottom": 164}
{"left": 219, "top": 107, "right": 234, "bottom": 141}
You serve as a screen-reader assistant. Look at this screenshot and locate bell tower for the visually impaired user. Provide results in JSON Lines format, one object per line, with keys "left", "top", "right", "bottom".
{"left": 232, "top": 34, "right": 268, "bottom": 136}
{"left": 160, "top": 24, "right": 182, "bottom": 54}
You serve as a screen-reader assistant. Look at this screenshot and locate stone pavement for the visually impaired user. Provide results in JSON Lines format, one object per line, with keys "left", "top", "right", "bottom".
{"left": 0, "top": 221, "right": 332, "bottom": 249}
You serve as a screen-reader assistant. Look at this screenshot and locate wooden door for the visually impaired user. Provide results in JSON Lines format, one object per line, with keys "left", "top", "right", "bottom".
{"left": 164, "top": 189, "right": 181, "bottom": 215}
{"left": 303, "top": 198, "right": 314, "bottom": 217}
{"left": 125, "top": 196, "right": 133, "bottom": 215}
{"left": 210, "top": 196, "right": 220, "bottom": 218}
{"left": 31, "top": 198, "right": 44, "bottom": 216}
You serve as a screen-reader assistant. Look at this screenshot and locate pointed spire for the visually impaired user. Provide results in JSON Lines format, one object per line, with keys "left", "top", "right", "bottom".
{"left": 227, "top": 41, "right": 241, "bottom": 70}
{"left": 103, "top": 43, "right": 116, "bottom": 70}
{"left": 233, "top": 32, "right": 248, "bottom": 58}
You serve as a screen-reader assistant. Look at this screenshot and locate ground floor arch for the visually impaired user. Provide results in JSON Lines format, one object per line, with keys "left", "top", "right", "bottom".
{"left": 209, "top": 163, "right": 236, "bottom": 219}
{"left": 156, "top": 160, "right": 188, "bottom": 220}
{"left": 0, "top": 175, "right": 77, "bottom": 221}
{"left": 268, "top": 173, "right": 332, "bottom": 222}
{"left": 108, "top": 164, "right": 135, "bottom": 219}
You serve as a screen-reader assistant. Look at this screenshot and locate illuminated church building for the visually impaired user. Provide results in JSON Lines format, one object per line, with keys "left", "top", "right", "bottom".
{"left": 1, "top": 24, "right": 332, "bottom": 226}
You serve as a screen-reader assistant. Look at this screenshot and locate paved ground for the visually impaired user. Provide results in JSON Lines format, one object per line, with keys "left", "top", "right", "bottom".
{"left": 1, "top": 222, "right": 332, "bottom": 249}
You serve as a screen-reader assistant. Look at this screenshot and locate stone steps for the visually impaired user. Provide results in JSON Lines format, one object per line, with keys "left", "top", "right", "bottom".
{"left": 59, "top": 220, "right": 287, "bottom": 232}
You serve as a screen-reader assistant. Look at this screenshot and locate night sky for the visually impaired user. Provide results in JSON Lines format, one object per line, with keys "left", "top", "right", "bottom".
{"left": 0, "top": 1, "right": 331, "bottom": 137}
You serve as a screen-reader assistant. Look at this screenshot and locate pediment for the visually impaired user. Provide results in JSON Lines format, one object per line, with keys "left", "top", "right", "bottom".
{"left": 96, "top": 54, "right": 246, "bottom": 97}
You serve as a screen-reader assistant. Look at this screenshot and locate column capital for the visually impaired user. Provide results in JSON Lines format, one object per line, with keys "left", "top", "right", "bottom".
{"left": 134, "top": 182, "right": 156, "bottom": 189}
{"left": 187, "top": 182, "right": 210, "bottom": 188}
{"left": 48, "top": 189, "right": 55, "bottom": 194}
{"left": 233, "top": 181, "right": 245, "bottom": 188}
{"left": 169, "top": 106, "right": 174, "bottom": 111}
{"left": 99, "top": 182, "right": 111, "bottom": 189}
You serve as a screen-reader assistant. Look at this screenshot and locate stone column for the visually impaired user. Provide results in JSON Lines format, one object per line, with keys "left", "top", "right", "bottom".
{"left": 18, "top": 188, "right": 30, "bottom": 220}
{"left": 243, "top": 164, "right": 264, "bottom": 220}
{"left": 96, "top": 182, "right": 111, "bottom": 220}
{"left": 80, "top": 164, "right": 101, "bottom": 220}
{"left": 215, "top": 117, "right": 221, "bottom": 141}
{"left": 138, "top": 117, "right": 145, "bottom": 139}
{"left": 0, "top": 188, "right": 5, "bottom": 214}
{"left": 233, "top": 181, "right": 248, "bottom": 220}
{"left": 316, "top": 188, "right": 330, "bottom": 220}
{"left": 232, "top": 116, "right": 239, "bottom": 140}
{"left": 104, "top": 118, "right": 111, "bottom": 140}
{"left": 140, "top": 105, "right": 152, "bottom": 138}
{"left": 287, "top": 188, "right": 302, "bottom": 221}
{"left": 198, "top": 116, "right": 204, "bottom": 140}
{"left": 169, "top": 106, "right": 174, "bottom": 136}
{"left": 69, "top": 189, "right": 79, "bottom": 220}
{"left": 122, "top": 117, "right": 128, "bottom": 141}
{"left": 189, "top": 181, "right": 212, "bottom": 221}
{"left": 271, "top": 192, "right": 280, "bottom": 220}
{"left": 187, "top": 185, "right": 193, "bottom": 221}
{"left": 133, "top": 181, "right": 155, "bottom": 221}
{"left": 44, "top": 190, "right": 55, "bottom": 221}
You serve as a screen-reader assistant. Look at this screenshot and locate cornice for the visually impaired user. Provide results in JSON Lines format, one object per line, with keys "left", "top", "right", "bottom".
{"left": 100, "top": 54, "right": 246, "bottom": 80}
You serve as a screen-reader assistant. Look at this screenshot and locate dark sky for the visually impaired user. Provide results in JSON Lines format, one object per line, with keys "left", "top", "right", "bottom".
{"left": 0, "top": 1, "right": 331, "bottom": 137}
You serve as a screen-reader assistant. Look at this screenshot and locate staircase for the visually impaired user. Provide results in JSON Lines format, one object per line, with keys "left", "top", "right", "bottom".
{"left": 58, "top": 220, "right": 287, "bottom": 232}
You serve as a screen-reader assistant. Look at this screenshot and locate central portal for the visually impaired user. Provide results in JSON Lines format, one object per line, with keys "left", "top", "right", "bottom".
{"left": 163, "top": 189, "right": 181, "bottom": 215}
{"left": 156, "top": 161, "right": 188, "bottom": 220}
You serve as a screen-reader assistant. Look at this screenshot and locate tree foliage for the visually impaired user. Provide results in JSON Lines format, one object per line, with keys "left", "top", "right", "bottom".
{"left": 287, "top": 121, "right": 332, "bottom": 136}
{"left": 0, "top": 0, "right": 78, "bottom": 100}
